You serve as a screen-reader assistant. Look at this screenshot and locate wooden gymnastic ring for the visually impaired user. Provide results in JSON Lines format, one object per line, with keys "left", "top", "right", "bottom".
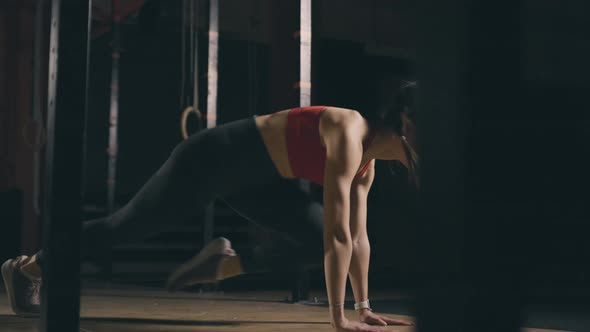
{"left": 180, "top": 106, "right": 203, "bottom": 140}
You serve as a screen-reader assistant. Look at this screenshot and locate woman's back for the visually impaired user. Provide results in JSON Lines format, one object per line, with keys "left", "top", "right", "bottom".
{"left": 255, "top": 107, "right": 374, "bottom": 185}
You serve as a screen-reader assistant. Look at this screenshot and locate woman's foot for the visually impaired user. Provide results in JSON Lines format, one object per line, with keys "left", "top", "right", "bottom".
{"left": 166, "top": 237, "right": 243, "bottom": 291}
{"left": 1, "top": 256, "right": 41, "bottom": 316}
{"left": 19, "top": 254, "right": 42, "bottom": 280}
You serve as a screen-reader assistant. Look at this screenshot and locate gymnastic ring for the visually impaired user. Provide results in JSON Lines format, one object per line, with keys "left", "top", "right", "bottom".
{"left": 180, "top": 106, "right": 203, "bottom": 140}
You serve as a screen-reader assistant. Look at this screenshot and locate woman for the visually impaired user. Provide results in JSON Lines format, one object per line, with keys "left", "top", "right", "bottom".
{"left": 2, "top": 82, "right": 418, "bottom": 332}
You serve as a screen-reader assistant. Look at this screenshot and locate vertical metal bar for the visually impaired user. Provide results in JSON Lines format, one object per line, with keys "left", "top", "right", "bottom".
{"left": 299, "top": 0, "right": 311, "bottom": 108}
{"left": 192, "top": 0, "right": 199, "bottom": 111}
{"left": 107, "top": 0, "right": 121, "bottom": 213}
{"left": 206, "top": 0, "right": 218, "bottom": 129}
{"left": 180, "top": 0, "right": 187, "bottom": 109}
{"left": 297, "top": 0, "right": 312, "bottom": 194}
{"left": 188, "top": 0, "right": 195, "bottom": 106}
{"left": 41, "top": 0, "right": 91, "bottom": 331}
{"left": 202, "top": 0, "right": 219, "bottom": 254}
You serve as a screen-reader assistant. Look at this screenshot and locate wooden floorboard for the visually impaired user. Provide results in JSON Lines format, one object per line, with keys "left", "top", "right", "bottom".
{"left": 0, "top": 287, "right": 573, "bottom": 332}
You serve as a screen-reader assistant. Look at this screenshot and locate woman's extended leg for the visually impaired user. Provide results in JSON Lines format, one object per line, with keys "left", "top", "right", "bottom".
{"left": 222, "top": 179, "right": 325, "bottom": 273}
{"left": 32, "top": 117, "right": 280, "bottom": 266}
{"left": 5, "top": 117, "right": 281, "bottom": 313}
{"left": 166, "top": 178, "right": 325, "bottom": 289}
{"left": 11, "top": 131, "right": 219, "bottom": 314}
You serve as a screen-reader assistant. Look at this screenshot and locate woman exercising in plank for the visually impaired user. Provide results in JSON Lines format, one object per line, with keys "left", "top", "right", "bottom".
{"left": 3, "top": 82, "right": 417, "bottom": 332}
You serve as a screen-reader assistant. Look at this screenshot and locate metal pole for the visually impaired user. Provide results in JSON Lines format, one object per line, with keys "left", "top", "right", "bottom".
{"left": 299, "top": 0, "right": 311, "bottom": 108}
{"left": 203, "top": 0, "right": 218, "bottom": 247}
{"left": 41, "top": 0, "right": 92, "bottom": 331}
{"left": 192, "top": 0, "right": 199, "bottom": 112}
{"left": 297, "top": 0, "right": 312, "bottom": 195}
{"left": 206, "top": 0, "right": 218, "bottom": 129}
{"left": 295, "top": 0, "right": 313, "bottom": 301}
{"left": 107, "top": 0, "right": 121, "bottom": 213}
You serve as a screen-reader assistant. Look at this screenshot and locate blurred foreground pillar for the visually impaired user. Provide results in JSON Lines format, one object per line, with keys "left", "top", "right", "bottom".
{"left": 415, "top": 1, "right": 525, "bottom": 331}
{"left": 41, "top": 0, "right": 91, "bottom": 331}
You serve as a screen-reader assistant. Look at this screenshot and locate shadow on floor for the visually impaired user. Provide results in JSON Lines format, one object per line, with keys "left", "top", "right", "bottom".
{"left": 0, "top": 315, "right": 329, "bottom": 327}
{"left": 81, "top": 317, "right": 329, "bottom": 326}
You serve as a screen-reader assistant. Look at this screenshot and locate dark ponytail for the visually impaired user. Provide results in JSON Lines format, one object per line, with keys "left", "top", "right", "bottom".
{"left": 401, "top": 136, "right": 419, "bottom": 190}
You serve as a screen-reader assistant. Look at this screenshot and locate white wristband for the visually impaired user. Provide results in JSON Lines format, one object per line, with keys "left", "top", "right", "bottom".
{"left": 354, "top": 299, "right": 371, "bottom": 311}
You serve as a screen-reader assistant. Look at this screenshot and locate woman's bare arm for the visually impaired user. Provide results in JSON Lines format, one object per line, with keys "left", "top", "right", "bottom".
{"left": 348, "top": 161, "right": 374, "bottom": 311}
{"left": 348, "top": 163, "right": 415, "bottom": 328}
{"left": 320, "top": 113, "right": 364, "bottom": 326}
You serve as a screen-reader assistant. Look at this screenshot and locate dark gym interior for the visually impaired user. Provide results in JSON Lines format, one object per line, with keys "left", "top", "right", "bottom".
{"left": 1, "top": 1, "right": 589, "bottom": 331}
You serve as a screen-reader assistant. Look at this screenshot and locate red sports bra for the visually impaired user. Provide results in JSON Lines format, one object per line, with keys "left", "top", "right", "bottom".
{"left": 285, "top": 106, "right": 375, "bottom": 186}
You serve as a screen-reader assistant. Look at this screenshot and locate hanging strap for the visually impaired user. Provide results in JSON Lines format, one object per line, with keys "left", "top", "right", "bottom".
{"left": 180, "top": 0, "right": 203, "bottom": 139}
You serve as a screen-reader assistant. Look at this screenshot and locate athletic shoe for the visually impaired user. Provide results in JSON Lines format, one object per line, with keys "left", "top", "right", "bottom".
{"left": 166, "top": 237, "right": 236, "bottom": 291}
{"left": 1, "top": 256, "right": 41, "bottom": 316}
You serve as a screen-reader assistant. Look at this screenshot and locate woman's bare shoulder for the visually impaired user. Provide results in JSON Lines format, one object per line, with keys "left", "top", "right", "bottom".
{"left": 319, "top": 107, "right": 364, "bottom": 144}
{"left": 322, "top": 107, "right": 363, "bottom": 128}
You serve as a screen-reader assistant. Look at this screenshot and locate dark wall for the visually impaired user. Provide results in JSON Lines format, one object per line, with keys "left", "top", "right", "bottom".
{"left": 520, "top": 0, "right": 590, "bottom": 286}
{"left": 82, "top": 18, "right": 272, "bottom": 205}
{"left": 0, "top": 0, "right": 46, "bottom": 256}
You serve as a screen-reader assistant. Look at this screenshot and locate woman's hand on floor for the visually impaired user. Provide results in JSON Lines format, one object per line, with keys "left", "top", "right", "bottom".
{"left": 359, "top": 309, "right": 414, "bottom": 326}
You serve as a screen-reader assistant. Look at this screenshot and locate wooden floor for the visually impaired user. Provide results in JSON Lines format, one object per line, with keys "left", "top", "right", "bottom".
{"left": 0, "top": 286, "right": 573, "bottom": 332}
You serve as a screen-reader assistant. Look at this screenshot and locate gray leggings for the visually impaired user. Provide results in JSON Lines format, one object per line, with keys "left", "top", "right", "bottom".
{"left": 37, "top": 117, "right": 324, "bottom": 273}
